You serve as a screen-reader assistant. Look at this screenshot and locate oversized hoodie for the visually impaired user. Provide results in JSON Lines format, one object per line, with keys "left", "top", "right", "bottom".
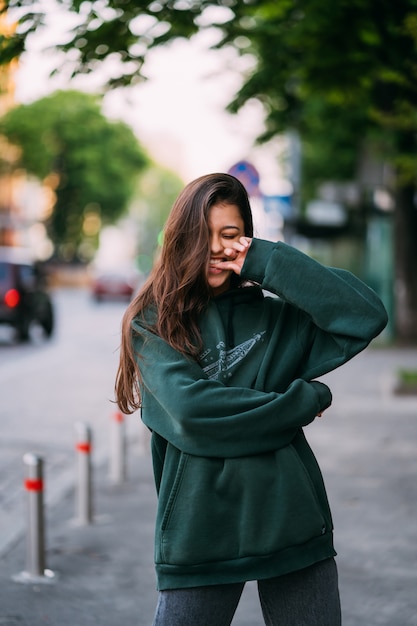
{"left": 132, "top": 239, "right": 388, "bottom": 591}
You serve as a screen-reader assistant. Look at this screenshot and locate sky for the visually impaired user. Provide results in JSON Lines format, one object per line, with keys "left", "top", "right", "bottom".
{"left": 12, "top": 3, "right": 288, "bottom": 191}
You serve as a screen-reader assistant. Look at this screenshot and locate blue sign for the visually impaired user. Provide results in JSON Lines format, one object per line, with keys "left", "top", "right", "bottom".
{"left": 263, "top": 195, "right": 293, "bottom": 219}
{"left": 228, "top": 161, "right": 261, "bottom": 196}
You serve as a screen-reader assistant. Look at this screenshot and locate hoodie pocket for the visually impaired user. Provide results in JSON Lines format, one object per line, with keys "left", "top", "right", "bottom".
{"left": 157, "top": 445, "right": 328, "bottom": 567}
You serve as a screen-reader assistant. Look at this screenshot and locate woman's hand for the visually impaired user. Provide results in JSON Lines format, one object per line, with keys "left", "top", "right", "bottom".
{"left": 217, "top": 237, "right": 252, "bottom": 275}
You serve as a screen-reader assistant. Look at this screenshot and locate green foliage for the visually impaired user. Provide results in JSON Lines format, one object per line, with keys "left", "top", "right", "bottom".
{"left": 220, "top": 0, "right": 417, "bottom": 192}
{"left": 1, "top": 0, "right": 207, "bottom": 89}
{"left": 130, "top": 164, "right": 184, "bottom": 273}
{"left": 398, "top": 368, "right": 417, "bottom": 385}
{"left": 0, "top": 90, "right": 148, "bottom": 258}
{"left": 3, "top": 0, "right": 417, "bottom": 190}
{"left": 300, "top": 98, "right": 369, "bottom": 202}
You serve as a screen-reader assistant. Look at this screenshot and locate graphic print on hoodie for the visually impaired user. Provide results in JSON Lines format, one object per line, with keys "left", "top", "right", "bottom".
{"left": 200, "top": 332, "right": 267, "bottom": 380}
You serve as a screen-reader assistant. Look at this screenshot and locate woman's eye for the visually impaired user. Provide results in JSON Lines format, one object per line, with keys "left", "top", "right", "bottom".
{"left": 223, "top": 234, "right": 236, "bottom": 240}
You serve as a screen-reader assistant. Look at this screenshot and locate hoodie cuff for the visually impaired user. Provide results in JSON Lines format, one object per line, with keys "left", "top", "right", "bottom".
{"left": 310, "top": 381, "right": 333, "bottom": 413}
{"left": 241, "top": 238, "right": 276, "bottom": 284}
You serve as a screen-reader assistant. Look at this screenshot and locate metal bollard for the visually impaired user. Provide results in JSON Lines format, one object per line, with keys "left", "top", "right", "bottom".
{"left": 74, "top": 422, "right": 93, "bottom": 525}
{"left": 13, "top": 453, "right": 55, "bottom": 584}
{"left": 109, "top": 411, "right": 127, "bottom": 485}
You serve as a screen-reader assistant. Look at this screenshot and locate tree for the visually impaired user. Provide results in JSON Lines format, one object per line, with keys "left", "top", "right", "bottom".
{"left": 0, "top": 90, "right": 148, "bottom": 259}
{"left": 221, "top": 1, "right": 417, "bottom": 342}
{"left": 1, "top": 0, "right": 417, "bottom": 340}
{"left": 131, "top": 164, "right": 184, "bottom": 274}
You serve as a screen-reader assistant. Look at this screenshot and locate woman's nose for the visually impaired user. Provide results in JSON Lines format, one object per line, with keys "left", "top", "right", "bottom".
{"left": 210, "top": 234, "right": 223, "bottom": 254}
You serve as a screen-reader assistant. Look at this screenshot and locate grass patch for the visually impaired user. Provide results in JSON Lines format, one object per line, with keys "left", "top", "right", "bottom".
{"left": 398, "top": 369, "right": 417, "bottom": 384}
{"left": 395, "top": 368, "right": 417, "bottom": 394}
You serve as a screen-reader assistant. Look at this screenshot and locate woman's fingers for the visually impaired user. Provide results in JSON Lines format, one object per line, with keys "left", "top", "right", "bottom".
{"left": 224, "top": 237, "right": 252, "bottom": 258}
{"left": 219, "top": 238, "right": 252, "bottom": 275}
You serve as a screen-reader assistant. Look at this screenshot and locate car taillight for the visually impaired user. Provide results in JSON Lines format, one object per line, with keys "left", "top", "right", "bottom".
{"left": 4, "top": 288, "right": 20, "bottom": 307}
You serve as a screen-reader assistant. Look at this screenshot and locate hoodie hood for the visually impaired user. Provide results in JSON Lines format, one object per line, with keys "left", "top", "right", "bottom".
{"left": 212, "top": 285, "right": 264, "bottom": 349}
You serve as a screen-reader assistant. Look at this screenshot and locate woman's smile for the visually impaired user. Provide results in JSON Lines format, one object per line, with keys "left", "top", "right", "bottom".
{"left": 209, "top": 258, "right": 227, "bottom": 274}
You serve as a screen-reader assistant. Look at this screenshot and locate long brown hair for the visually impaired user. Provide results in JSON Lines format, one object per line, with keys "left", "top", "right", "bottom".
{"left": 115, "top": 173, "right": 254, "bottom": 414}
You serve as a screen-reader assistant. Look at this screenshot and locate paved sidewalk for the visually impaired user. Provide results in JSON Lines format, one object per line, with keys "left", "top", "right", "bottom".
{"left": 0, "top": 347, "right": 416, "bottom": 625}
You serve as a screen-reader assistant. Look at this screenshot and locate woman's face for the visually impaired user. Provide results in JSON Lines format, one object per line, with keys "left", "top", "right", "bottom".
{"left": 207, "top": 202, "right": 245, "bottom": 296}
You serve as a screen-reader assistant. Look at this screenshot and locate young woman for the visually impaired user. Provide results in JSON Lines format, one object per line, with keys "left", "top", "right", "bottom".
{"left": 115, "top": 173, "right": 388, "bottom": 625}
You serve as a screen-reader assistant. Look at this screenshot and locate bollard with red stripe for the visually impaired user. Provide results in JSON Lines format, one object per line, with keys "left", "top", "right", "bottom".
{"left": 109, "top": 411, "right": 127, "bottom": 485}
{"left": 74, "top": 422, "right": 93, "bottom": 525}
{"left": 13, "top": 453, "right": 55, "bottom": 583}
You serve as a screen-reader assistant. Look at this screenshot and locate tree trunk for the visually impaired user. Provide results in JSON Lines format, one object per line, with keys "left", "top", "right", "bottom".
{"left": 394, "top": 183, "right": 417, "bottom": 344}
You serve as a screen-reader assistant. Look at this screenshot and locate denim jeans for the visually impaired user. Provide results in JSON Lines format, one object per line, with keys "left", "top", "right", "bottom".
{"left": 152, "top": 557, "right": 341, "bottom": 625}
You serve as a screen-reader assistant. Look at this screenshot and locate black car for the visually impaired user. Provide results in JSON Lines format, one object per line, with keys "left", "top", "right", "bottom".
{"left": 0, "top": 247, "right": 54, "bottom": 342}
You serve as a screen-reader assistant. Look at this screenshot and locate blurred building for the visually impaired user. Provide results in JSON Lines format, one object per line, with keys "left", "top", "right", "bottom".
{"left": 0, "top": 8, "right": 52, "bottom": 257}
{"left": 0, "top": 5, "right": 19, "bottom": 245}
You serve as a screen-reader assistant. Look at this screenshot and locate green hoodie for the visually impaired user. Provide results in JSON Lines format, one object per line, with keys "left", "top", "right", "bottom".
{"left": 132, "top": 239, "right": 388, "bottom": 590}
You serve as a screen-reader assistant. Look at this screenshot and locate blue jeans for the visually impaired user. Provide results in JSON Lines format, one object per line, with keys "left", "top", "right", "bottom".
{"left": 152, "top": 558, "right": 341, "bottom": 625}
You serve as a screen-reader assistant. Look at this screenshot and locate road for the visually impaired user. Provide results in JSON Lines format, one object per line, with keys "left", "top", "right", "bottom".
{"left": 0, "top": 287, "right": 138, "bottom": 556}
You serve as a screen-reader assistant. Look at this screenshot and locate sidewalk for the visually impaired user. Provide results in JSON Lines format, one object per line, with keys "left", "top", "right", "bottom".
{"left": 0, "top": 347, "right": 416, "bottom": 625}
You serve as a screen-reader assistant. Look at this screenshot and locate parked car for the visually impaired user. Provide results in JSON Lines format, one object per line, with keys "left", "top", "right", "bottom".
{"left": 91, "top": 271, "right": 138, "bottom": 302}
{"left": 0, "top": 247, "right": 54, "bottom": 342}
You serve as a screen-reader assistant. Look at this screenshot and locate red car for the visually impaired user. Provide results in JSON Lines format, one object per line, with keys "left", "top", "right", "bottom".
{"left": 91, "top": 272, "right": 137, "bottom": 302}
